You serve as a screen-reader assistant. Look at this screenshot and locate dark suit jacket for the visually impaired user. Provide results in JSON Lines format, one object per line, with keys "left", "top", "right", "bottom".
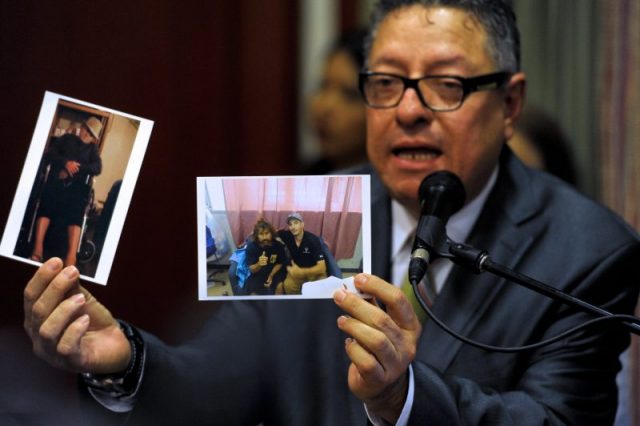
{"left": 123, "top": 149, "right": 639, "bottom": 425}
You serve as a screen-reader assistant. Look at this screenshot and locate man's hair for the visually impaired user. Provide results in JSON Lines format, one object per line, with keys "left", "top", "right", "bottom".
{"left": 331, "top": 28, "right": 369, "bottom": 71}
{"left": 252, "top": 219, "right": 276, "bottom": 241}
{"left": 364, "top": 0, "right": 520, "bottom": 73}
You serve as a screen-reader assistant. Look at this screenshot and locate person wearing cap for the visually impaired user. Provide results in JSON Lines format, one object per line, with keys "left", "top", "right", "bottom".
{"left": 30, "top": 116, "right": 102, "bottom": 267}
{"left": 275, "top": 212, "right": 327, "bottom": 294}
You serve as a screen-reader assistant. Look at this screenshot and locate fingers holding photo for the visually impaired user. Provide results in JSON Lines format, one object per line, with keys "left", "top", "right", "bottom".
{"left": 333, "top": 275, "right": 419, "bottom": 422}
{"left": 24, "top": 258, "right": 77, "bottom": 333}
{"left": 337, "top": 274, "right": 421, "bottom": 332}
{"left": 333, "top": 276, "right": 420, "bottom": 368}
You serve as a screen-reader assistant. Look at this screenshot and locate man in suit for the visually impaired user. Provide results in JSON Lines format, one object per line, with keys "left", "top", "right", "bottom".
{"left": 22, "top": 0, "right": 640, "bottom": 424}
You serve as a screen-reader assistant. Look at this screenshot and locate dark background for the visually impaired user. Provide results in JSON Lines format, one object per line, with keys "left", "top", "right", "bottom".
{"left": 0, "top": 1, "right": 299, "bottom": 331}
{"left": 0, "top": 1, "right": 310, "bottom": 422}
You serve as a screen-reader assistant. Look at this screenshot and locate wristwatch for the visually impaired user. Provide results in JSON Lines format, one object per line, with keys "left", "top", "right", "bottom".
{"left": 81, "top": 320, "right": 145, "bottom": 396}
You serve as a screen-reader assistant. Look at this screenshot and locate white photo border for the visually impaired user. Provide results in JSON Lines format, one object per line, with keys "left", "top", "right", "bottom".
{"left": 0, "top": 91, "right": 154, "bottom": 285}
{"left": 196, "top": 175, "right": 371, "bottom": 300}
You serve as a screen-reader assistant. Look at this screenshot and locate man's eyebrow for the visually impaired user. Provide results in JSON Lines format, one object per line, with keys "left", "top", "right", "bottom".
{"left": 368, "top": 54, "right": 470, "bottom": 71}
{"left": 368, "top": 55, "right": 406, "bottom": 69}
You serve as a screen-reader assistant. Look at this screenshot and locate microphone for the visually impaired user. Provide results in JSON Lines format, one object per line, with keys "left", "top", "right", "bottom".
{"left": 408, "top": 171, "right": 466, "bottom": 285}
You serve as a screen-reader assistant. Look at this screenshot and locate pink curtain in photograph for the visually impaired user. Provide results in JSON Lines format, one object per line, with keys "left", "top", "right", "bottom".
{"left": 223, "top": 176, "right": 362, "bottom": 260}
{"left": 599, "top": 0, "right": 640, "bottom": 423}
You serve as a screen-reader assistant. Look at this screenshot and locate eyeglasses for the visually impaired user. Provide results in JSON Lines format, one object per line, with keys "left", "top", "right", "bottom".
{"left": 358, "top": 71, "right": 512, "bottom": 111}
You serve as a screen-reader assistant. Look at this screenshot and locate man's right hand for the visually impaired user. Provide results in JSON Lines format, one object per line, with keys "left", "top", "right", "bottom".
{"left": 258, "top": 251, "right": 268, "bottom": 266}
{"left": 65, "top": 160, "right": 80, "bottom": 176}
{"left": 23, "top": 257, "right": 131, "bottom": 375}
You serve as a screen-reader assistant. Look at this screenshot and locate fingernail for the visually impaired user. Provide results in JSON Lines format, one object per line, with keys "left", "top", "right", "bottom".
{"left": 78, "top": 314, "right": 90, "bottom": 326}
{"left": 46, "top": 257, "right": 62, "bottom": 271}
{"left": 334, "top": 289, "right": 346, "bottom": 302}
{"left": 337, "top": 315, "right": 348, "bottom": 326}
{"left": 355, "top": 274, "right": 368, "bottom": 286}
{"left": 72, "top": 293, "right": 85, "bottom": 304}
{"left": 63, "top": 266, "right": 78, "bottom": 279}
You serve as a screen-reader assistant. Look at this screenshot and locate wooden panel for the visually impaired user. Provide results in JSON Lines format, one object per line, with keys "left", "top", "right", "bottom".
{"left": 0, "top": 0, "right": 298, "bottom": 336}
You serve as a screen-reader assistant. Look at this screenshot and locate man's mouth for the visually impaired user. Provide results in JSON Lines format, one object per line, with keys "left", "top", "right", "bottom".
{"left": 392, "top": 146, "right": 442, "bottom": 161}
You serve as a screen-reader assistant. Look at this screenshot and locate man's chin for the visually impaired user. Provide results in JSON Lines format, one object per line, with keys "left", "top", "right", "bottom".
{"left": 385, "top": 177, "right": 421, "bottom": 200}
{"left": 385, "top": 180, "right": 422, "bottom": 212}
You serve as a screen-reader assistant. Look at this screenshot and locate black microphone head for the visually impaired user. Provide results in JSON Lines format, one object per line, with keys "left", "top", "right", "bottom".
{"left": 418, "top": 171, "right": 466, "bottom": 220}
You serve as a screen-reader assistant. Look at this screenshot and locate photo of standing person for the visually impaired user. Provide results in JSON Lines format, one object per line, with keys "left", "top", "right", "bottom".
{"left": 1, "top": 92, "right": 152, "bottom": 284}
{"left": 30, "top": 116, "right": 103, "bottom": 266}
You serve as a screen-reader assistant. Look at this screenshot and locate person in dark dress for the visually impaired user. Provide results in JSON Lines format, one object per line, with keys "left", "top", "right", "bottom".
{"left": 30, "top": 116, "right": 102, "bottom": 266}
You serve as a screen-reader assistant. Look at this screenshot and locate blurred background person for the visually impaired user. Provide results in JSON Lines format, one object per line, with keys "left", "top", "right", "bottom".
{"left": 302, "top": 28, "right": 368, "bottom": 174}
{"left": 508, "top": 104, "right": 578, "bottom": 186}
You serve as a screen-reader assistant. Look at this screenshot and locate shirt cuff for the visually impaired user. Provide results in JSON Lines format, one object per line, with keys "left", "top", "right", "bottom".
{"left": 87, "top": 385, "right": 139, "bottom": 413}
{"left": 365, "top": 364, "right": 414, "bottom": 426}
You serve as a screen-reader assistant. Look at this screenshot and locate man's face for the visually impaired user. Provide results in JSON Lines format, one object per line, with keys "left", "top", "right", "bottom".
{"left": 309, "top": 50, "right": 367, "bottom": 163}
{"left": 257, "top": 229, "right": 273, "bottom": 246}
{"left": 366, "top": 6, "right": 524, "bottom": 211}
{"left": 79, "top": 125, "right": 95, "bottom": 144}
{"left": 287, "top": 219, "right": 304, "bottom": 236}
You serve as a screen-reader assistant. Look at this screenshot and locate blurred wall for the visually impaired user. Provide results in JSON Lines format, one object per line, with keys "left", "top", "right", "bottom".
{"left": 0, "top": 1, "right": 300, "bottom": 420}
{"left": 93, "top": 115, "right": 135, "bottom": 204}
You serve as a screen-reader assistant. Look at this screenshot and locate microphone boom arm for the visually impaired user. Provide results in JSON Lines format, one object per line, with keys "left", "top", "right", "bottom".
{"left": 447, "top": 241, "right": 640, "bottom": 336}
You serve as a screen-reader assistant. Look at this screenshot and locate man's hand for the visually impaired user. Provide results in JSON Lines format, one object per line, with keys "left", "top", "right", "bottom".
{"left": 258, "top": 251, "right": 268, "bottom": 266}
{"left": 65, "top": 160, "right": 80, "bottom": 176}
{"left": 23, "top": 257, "right": 131, "bottom": 375}
{"left": 286, "top": 262, "right": 302, "bottom": 279}
{"left": 333, "top": 274, "right": 421, "bottom": 424}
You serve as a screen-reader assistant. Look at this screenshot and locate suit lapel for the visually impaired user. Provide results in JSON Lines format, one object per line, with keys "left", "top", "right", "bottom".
{"left": 369, "top": 170, "right": 392, "bottom": 280}
{"left": 418, "top": 149, "right": 547, "bottom": 371}
{"left": 359, "top": 151, "right": 548, "bottom": 371}
{"left": 342, "top": 163, "right": 392, "bottom": 280}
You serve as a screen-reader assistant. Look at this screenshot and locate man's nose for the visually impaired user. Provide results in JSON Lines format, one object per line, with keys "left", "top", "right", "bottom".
{"left": 395, "top": 87, "right": 435, "bottom": 126}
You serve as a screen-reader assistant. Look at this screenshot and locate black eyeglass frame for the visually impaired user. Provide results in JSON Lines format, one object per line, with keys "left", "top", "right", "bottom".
{"left": 358, "top": 71, "right": 513, "bottom": 111}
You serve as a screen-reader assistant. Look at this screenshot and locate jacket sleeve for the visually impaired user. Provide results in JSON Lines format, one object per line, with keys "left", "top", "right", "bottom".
{"left": 80, "top": 144, "right": 102, "bottom": 176}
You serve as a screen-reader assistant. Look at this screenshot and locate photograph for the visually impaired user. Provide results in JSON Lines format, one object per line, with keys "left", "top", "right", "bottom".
{"left": 196, "top": 175, "right": 371, "bottom": 300}
{"left": 0, "top": 91, "right": 153, "bottom": 284}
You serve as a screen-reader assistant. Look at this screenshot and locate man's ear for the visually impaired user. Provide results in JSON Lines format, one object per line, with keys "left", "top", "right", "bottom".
{"left": 503, "top": 72, "right": 526, "bottom": 140}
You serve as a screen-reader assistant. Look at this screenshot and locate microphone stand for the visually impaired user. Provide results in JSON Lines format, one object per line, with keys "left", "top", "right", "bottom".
{"left": 443, "top": 241, "right": 640, "bottom": 336}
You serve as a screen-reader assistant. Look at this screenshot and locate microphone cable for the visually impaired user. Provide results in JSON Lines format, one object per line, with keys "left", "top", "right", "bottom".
{"left": 410, "top": 279, "right": 640, "bottom": 353}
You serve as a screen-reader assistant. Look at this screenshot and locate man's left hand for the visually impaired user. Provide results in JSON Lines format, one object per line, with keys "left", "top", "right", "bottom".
{"left": 286, "top": 262, "right": 302, "bottom": 279}
{"left": 333, "top": 273, "right": 421, "bottom": 424}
